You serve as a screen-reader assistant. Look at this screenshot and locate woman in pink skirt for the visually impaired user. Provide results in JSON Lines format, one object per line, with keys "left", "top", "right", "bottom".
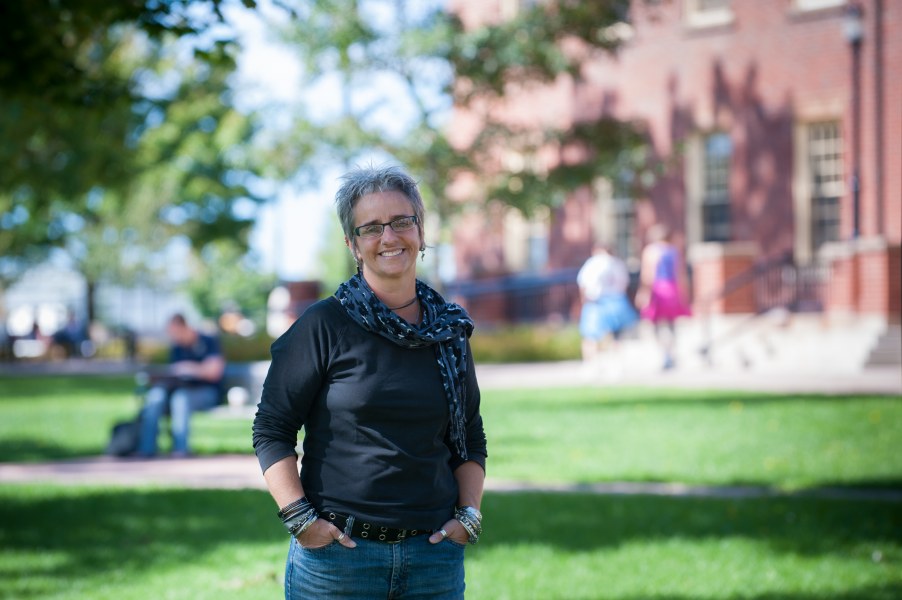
{"left": 636, "top": 224, "right": 691, "bottom": 369}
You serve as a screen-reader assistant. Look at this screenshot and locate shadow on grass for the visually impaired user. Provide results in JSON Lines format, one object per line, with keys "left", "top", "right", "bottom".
{"left": 2, "top": 487, "right": 900, "bottom": 598}
{"left": 0, "top": 375, "right": 135, "bottom": 398}
{"left": 557, "top": 477, "right": 902, "bottom": 498}
{"left": 602, "top": 591, "right": 902, "bottom": 600}
{"left": 0, "top": 438, "right": 93, "bottom": 462}
{"left": 0, "top": 487, "right": 280, "bottom": 598}
{"left": 494, "top": 388, "right": 898, "bottom": 411}
{"left": 478, "top": 491, "right": 901, "bottom": 555}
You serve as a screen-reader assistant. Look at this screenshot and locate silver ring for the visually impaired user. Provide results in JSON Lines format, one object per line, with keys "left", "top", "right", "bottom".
{"left": 337, "top": 533, "right": 345, "bottom": 542}
{"left": 439, "top": 528, "right": 448, "bottom": 539}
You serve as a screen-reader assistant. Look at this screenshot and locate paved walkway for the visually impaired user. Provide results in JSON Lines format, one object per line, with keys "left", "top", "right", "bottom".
{"left": 2, "top": 454, "right": 900, "bottom": 501}
{"left": 2, "top": 358, "right": 900, "bottom": 394}
{"left": 476, "top": 361, "right": 902, "bottom": 395}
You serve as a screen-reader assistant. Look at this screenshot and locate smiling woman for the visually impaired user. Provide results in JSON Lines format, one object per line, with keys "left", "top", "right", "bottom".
{"left": 252, "top": 164, "right": 487, "bottom": 600}
{"left": 346, "top": 191, "right": 424, "bottom": 315}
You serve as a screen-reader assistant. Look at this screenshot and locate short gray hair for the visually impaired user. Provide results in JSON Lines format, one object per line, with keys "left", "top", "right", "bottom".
{"left": 335, "top": 164, "right": 425, "bottom": 245}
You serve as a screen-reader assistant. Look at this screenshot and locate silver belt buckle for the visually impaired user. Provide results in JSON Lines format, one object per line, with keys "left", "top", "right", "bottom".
{"left": 387, "top": 529, "right": 406, "bottom": 544}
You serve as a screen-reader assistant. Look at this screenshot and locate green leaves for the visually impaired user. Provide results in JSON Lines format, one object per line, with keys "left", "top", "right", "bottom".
{"left": 448, "top": 0, "right": 648, "bottom": 215}
{"left": 448, "top": 1, "right": 629, "bottom": 100}
{"left": 184, "top": 241, "right": 276, "bottom": 322}
{"left": 0, "top": 2, "right": 268, "bottom": 296}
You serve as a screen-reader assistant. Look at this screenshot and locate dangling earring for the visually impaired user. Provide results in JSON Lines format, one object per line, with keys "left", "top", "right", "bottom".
{"left": 354, "top": 254, "right": 362, "bottom": 274}
{"left": 420, "top": 246, "right": 426, "bottom": 262}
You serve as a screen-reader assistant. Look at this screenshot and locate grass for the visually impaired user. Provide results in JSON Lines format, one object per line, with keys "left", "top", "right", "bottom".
{"left": 1, "top": 375, "right": 900, "bottom": 598}
{"left": 0, "top": 376, "right": 252, "bottom": 460}
{"left": 0, "top": 485, "right": 285, "bottom": 600}
{"left": 482, "top": 387, "right": 902, "bottom": 490}
{"left": 0, "top": 485, "right": 899, "bottom": 599}
{"left": 1, "top": 377, "right": 899, "bottom": 491}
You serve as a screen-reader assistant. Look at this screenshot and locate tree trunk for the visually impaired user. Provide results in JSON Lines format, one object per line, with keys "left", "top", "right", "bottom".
{"left": 86, "top": 278, "right": 97, "bottom": 324}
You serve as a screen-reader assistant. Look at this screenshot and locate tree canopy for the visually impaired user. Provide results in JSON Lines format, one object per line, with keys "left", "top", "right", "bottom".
{"left": 270, "top": 0, "right": 647, "bottom": 224}
{"left": 2, "top": 0, "right": 654, "bottom": 313}
{"left": 446, "top": 0, "right": 650, "bottom": 216}
{"left": 0, "top": 0, "right": 252, "bottom": 102}
{"left": 0, "top": 0, "right": 267, "bottom": 288}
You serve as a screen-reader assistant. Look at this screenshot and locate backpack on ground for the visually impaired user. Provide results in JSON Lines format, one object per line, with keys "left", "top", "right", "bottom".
{"left": 105, "top": 414, "right": 141, "bottom": 457}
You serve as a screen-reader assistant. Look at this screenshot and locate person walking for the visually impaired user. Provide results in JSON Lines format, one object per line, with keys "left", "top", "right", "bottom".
{"left": 252, "top": 164, "right": 487, "bottom": 599}
{"left": 635, "top": 224, "right": 692, "bottom": 370}
{"left": 576, "top": 243, "right": 638, "bottom": 366}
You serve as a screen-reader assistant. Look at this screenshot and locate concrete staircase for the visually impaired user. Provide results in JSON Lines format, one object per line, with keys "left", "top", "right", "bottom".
{"left": 865, "top": 324, "right": 902, "bottom": 367}
{"left": 608, "top": 313, "right": 897, "bottom": 377}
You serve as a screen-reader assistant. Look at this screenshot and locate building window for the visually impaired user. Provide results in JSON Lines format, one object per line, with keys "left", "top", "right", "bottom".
{"left": 591, "top": 174, "right": 638, "bottom": 263}
{"left": 613, "top": 198, "right": 637, "bottom": 262}
{"left": 610, "top": 169, "right": 638, "bottom": 261}
{"left": 526, "top": 230, "right": 549, "bottom": 271}
{"left": 697, "top": 0, "right": 731, "bottom": 9}
{"left": 502, "top": 206, "right": 549, "bottom": 273}
{"left": 685, "top": 0, "right": 734, "bottom": 28}
{"left": 808, "top": 121, "right": 843, "bottom": 251}
{"left": 794, "top": 0, "right": 845, "bottom": 12}
{"left": 701, "top": 132, "right": 732, "bottom": 242}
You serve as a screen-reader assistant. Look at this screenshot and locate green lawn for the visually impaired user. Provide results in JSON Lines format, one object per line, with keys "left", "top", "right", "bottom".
{"left": 1, "top": 375, "right": 900, "bottom": 599}
{"left": 0, "top": 485, "right": 899, "bottom": 600}
{"left": 1, "top": 376, "right": 899, "bottom": 491}
{"left": 484, "top": 387, "right": 902, "bottom": 490}
{"left": 0, "top": 376, "right": 252, "bottom": 460}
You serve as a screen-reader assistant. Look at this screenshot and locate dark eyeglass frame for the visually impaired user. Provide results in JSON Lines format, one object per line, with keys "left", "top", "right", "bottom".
{"left": 353, "top": 215, "right": 419, "bottom": 238}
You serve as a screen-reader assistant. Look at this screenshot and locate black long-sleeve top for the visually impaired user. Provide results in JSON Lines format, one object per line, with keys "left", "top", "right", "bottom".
{"left": 252, "top": 297, "right": 487, "bottom": 530}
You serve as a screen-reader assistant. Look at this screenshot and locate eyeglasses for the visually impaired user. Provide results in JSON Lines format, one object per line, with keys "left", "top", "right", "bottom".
{"left": 353, "top": 215, "right": 418, "bottom": 238}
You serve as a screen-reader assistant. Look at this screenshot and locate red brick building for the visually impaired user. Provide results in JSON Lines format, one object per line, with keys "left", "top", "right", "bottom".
{"left": 446, "top": 0, "right": 900, "bottom": 325}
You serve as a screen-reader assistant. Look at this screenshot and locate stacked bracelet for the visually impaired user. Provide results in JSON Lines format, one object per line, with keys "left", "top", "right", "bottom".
{"left": 454, "top": 506, "right": 483, "bottom": 544}
{"left": 278, "top": 497, "right": 311, "bottom": 519}
{"left": 278, "top": 497, "right": 318, "bottom": 538}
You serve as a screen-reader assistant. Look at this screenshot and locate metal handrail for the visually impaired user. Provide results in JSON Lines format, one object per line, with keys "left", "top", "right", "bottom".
{"left": 696, "top": 252, "right": 827, "bottom": 362}
{"left": 444, "top": 268, "right": 580, "bottom": 296}
{"left": 445, "top": 268, "right": 581, "bottom": 324}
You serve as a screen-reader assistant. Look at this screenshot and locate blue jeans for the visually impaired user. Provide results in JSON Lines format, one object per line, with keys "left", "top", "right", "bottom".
{"left": 285, "top": 534, "right": 466, "bottom": 599}
{"left": 138, "top": 385, "right": 220, "bottom": 455}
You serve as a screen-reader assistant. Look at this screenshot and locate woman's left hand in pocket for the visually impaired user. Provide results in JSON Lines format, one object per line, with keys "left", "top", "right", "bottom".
{"left": 428, "top": 519, "right": 468, "bottom": 545}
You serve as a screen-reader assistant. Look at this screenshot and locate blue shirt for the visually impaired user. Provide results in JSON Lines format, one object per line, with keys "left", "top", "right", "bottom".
{"left": 169, "top": 332, "right": 224, "bottom": 389}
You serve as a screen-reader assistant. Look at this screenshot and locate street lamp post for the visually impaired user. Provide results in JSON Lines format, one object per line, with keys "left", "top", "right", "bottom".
{"left": 843, "top": 2, "right": 864, "bottom": 240}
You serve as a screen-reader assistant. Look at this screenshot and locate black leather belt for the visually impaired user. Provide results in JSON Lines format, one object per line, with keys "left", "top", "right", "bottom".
{"left": 321, "top": 511, "right": 433, "bottom": 543}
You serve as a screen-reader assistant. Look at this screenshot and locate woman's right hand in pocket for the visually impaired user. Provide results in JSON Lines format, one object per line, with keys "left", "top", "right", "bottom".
{"left": 296, "top": 518, "right": 357, "bottom": 549}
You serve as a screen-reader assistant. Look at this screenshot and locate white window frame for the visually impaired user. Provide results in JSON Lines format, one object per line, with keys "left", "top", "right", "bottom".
{"left": 685, "top": 131, "right": 733, "bottom": 245}
{"left": 793, "top": 0, "right": 845, "bottom": 12}
{"left": 684, "top": 0, "right": 734, "bottom": 29}
{"left": 592, "top": 177, "right": 638, "bottom": 263}
{"left": 702, "top": 132, "right": 732, "bottom": 243}
{"left": 502, "top": 206, "right": 549, "bottom": 273}
{"left": 793, "top": 119, "right": 844, "bottom": 263}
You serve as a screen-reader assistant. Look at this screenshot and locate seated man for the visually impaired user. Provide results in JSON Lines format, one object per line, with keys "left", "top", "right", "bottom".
{"left": 138, "top": 313, "right": 225, "bottom": 457}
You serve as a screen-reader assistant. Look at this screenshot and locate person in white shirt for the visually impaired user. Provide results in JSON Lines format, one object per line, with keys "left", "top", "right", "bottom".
{"left": 577, "top": 243, "right": 638, "bottom": 363}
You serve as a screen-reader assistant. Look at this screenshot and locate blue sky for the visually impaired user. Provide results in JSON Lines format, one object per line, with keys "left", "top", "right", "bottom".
{"left": 226, "top": 0, "right": 449, "bottom": 282}
{"left": 228, "top": 2, "right": 338, "bottom": 282}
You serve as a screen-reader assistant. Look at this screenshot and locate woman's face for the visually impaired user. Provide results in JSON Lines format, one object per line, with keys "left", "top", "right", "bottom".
{"left": 347, "top": 190, "right": 423, "bottom": 285}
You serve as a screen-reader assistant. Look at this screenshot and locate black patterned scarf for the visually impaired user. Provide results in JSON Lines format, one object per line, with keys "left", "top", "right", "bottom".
{"left": 335, "top": 273, "right": 475, "bottom": 460}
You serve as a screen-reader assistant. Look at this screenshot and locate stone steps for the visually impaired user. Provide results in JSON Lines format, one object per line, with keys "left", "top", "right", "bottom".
{"left": 611, "top": 313, "right": 894, "bottom": 375}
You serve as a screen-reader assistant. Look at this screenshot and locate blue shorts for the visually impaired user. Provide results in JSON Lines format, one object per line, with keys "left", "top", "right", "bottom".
{"left": 579, "top": 294, "right": 638, "bottom": 341}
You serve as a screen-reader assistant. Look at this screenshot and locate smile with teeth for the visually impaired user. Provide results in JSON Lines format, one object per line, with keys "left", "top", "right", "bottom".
{"left": 380, "top": 249, "right": 404, "bottom": 257}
